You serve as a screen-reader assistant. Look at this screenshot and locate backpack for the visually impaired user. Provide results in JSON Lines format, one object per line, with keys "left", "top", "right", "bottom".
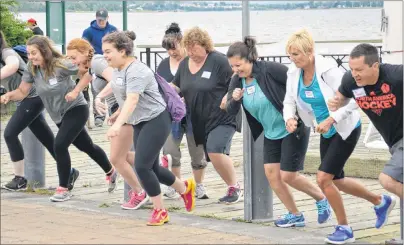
{"left": 12, "top": 45, "right": 29, "bottom": 64}
{"left": 153, "top": 73, "right": 186, "bottom": 122}
{"left": 124, "top": 61, "right": 186, "bottom": 123}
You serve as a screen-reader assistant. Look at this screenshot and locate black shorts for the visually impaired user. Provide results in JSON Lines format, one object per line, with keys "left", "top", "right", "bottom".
{"left": 319, "top": 125, "right": 361, "bottom": 180}
{"left": 263, "top": 127, "right": 310, "bottom": 172}
{"left": 204, "top": 125, "right": 235, "bottom": 162}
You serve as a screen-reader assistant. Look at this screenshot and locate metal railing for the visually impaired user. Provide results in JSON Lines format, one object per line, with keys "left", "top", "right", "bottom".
{"left": 140, "top": 46, "right": 384, "bottom": 71}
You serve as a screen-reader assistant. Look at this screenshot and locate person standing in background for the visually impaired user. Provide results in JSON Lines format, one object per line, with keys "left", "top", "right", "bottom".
{"left": 27, "top": 18, "right": 44, "bottom": 36}
{"left": 82, "top": 8, "right": 118, "bottom": 127}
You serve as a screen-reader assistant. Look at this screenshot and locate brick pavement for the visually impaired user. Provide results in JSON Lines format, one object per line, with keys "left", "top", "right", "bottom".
{"left": 1, "top": 199, "right": 267, "bottom": 244}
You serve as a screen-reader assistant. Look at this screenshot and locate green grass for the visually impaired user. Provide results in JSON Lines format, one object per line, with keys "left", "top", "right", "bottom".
{"left": 199, "top": 213, "right": 226, "bottom": 220}
{"left": 24, "top": 183, "right": 54, "bottom": 196}
{"left": 303, "top": 154, "right": 384, "bottom": 179}
{"left": 98, "top": 203, "right": 111, "bottom": 208}
{"left": 167, "top": 206, "right": 182, "bottom": 212}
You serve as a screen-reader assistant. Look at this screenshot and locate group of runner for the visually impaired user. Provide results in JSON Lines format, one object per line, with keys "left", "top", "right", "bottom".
{"left": 0, "top": 18, "right": 402, "bottom": 244}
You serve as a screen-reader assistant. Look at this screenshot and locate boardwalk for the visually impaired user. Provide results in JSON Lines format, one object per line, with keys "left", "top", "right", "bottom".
{"left": 0, "top": 110, "right": 401, "bottom": 244}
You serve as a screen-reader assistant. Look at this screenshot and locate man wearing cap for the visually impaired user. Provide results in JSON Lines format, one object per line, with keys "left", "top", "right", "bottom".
{"left": 82, "top": 9, "right": 117, "bottom": 55}
{"left": 27, "top": 18, "right": 44, "bottom": 35}
{"left": 82, "top": 9, "right": 117, "bottom": 127}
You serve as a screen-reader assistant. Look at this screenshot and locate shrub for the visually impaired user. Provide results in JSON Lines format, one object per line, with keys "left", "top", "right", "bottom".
{"left": 0, "top": 0, "right": 33, "bottom": 47}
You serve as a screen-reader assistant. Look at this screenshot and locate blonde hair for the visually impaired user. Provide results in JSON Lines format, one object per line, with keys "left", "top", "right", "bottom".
{"left": 285, "top": 29, "right": 315, "bottom": 56}
{"left": 182, "top": 27, "right": 214, "bottom": 53}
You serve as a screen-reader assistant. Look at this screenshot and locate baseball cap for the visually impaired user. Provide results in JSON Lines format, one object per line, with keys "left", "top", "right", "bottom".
{"left": 27, "top": 18, "right": 37, "bottom": 24}
{"left": 96, "top": 9, "right": 108, "bottom": 20}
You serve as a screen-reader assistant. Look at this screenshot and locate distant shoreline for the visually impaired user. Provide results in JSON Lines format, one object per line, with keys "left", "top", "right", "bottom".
{"left": 19, "top": 7, "right": 382, "bottom": 14}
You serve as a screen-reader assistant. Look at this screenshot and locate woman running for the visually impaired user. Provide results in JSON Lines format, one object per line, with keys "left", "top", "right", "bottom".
{"left": 65, "top": 35, "right": 148, "bottom": 210}
{"left": 0, "top": 31, "right": 78, "bottom": 191}
{"left": 102, "top": 31, "right": 195, "bottom": 226}
{"left": 170, "top": 27, "right": 242, "bottom": 204}
{"left": 1, "top": 35, "right": 116, "bottom": 202}
{"left": 226, "top": 36, "right": 331, "bottom": 228}
{"left": 157, "top": 23, "right": 208, "bottom": 200}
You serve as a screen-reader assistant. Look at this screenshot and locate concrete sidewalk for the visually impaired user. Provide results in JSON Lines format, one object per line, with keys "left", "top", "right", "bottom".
{"left": 1, "top": 191, "right": 329, "bottom": 244}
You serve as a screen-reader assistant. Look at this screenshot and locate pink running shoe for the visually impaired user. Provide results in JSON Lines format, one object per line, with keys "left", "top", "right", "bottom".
{"left": 121, "top": 190, "right": 149, "bottom": 210}
{"left": 160, "top": 154, "right": 172, "bottom": 169}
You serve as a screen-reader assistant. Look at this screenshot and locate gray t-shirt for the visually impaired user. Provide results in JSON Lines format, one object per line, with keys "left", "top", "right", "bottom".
{"left": 1, "top": 48, "right": 37, "bottom": 100}
{"left": 90, "top": 54, "right": 117, "bottom": 107}
{"left": 22, "top": 59, "right": 87, "bottom": 124}
{"left": 111, "top": 60, "right": 166, "bottom": 125}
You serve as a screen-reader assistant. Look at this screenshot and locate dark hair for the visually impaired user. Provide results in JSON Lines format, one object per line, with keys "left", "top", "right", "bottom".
{"left": 162, "top": 22, "right": 182, "bottom": 50}
{"left": 350, "top": 43, "right": 380, "bottom": 66}
{"left": 226, "top": 36, "right": 258, "bottom": 63}
{"left": 102, "top": 30, "right": 136, "bottom": 56}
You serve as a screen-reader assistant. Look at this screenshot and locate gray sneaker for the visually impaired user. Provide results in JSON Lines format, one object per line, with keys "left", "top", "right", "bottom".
{"left": 164, "top": 186, "right": 179, "bottom": 199}
{"left": 218, "top": 185, "right": 242, "bottom": 204}
{"left": 94, "top": 117, "right": 104, "bottom": 127}
{"left": 50, "top": 187, "right": 72, "bottom": 202}
{"left": 195, "top": 183, "right": 209, "bottom": 199}
{"left": 106, "top": 169, "right": 118, "bottom": 193}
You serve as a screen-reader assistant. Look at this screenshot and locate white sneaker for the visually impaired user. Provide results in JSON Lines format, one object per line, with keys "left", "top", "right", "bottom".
{"left": 195, "top": 183, "right": 209, "bottom": 199}
{"left": 163, "top": 186, "right": 179, "bottom": 199}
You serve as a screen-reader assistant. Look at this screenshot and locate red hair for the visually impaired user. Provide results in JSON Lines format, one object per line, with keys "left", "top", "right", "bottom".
{"left": 67, "top": 38, "right": 94, "bottom": 69}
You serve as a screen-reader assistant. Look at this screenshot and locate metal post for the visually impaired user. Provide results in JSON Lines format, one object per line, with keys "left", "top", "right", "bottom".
{"left": 122, "top": 1, "right": 128, "bottom": 31}
{"left": 242, "top": 1, "right": 250, "bottom": 38}
{"left": 242, "top": 0, "right": 273, "bottom": 222}
{"left": 45, "top": 1, "right": 50, "bottom": 37}
{"left": 22, "top": 113, "right": 46, "bottom": 188}
{"left": 146, "top": 48, "right": 151, "bottom": 68}
{"left": 61, "top": 0, "right": 66, "bottom": 54}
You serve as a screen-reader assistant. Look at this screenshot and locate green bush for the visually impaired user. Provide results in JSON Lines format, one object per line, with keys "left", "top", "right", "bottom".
{"left": 0, "top": 0, "right": 33, "bottom": 47}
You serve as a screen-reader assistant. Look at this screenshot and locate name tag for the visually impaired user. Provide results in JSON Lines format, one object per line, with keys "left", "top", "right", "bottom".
{"left": 305, "top": 90, "right": 314, "bottom": 98}
{"left": 201, "top": 71, "right": 211, "bottom": 79}
{"left": 352, "top": 88, "right": 366, "bottom": 98}
{"left": 115, "top": 77, "right": 124, "bottom": 86}
{"left": 246, "top": 85, "right": 255, "bottom": 95}
{"left": 49, "top": 78, "right": 58, "bottom": 86}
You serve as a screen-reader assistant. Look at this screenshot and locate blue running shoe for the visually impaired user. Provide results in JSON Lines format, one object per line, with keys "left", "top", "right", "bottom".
{"left": 374, "top": 194, "right": 396, "bottom": 229}
{"left": 274, "top": 212, "right": 305, "bottom": 228}
{"left": 316, "top": 198, "right": 332, "bottom": 224}
{"left": 325, "top": 226, "right": 355, "bottom": 244}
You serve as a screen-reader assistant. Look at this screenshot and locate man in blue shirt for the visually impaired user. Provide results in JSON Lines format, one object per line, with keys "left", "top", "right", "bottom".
{"left": 82, "top": 9, "right": 117, "bottom": 55}
{"left": 82, "top": 9, "right": 117, "bottom": 127}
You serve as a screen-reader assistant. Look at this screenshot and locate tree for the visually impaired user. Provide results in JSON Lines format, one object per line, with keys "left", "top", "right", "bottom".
{"left": 0, "top": 0, "right": 33, "bottom": 47}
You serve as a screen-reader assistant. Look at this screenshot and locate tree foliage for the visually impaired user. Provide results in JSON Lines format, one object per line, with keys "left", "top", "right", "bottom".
{"left": 1, "top": 0, "right": 33, "bottom": 47}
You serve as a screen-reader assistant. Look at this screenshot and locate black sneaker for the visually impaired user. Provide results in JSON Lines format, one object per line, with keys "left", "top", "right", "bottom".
{"left": 3, "top": 176, "right": 27, "bottom": 191}
{"left": 218, "top": 186, "right": 242, "bottom": 204}
{"left": 67, "top": 168, "right": 80, "bottom": 191}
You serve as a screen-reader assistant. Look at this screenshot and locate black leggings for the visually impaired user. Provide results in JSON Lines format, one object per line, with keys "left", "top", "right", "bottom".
{"left": 4, "top": 97, "right": 55, "bottom": 162}
{"left": 133, "top": 110, "right": 176, "bottom": 197}
{"left": 55, "top": 105, "right": 112, "bottom": 187}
